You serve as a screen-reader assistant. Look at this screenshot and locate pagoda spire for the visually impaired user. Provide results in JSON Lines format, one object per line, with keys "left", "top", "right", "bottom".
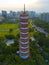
{"left": 24, "top": 4, "right": 25, "bottom": 13}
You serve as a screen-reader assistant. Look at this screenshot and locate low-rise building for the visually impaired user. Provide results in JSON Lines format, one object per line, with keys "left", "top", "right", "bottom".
{"left": 0, "top": 16, "right": 4, "bottom": 22}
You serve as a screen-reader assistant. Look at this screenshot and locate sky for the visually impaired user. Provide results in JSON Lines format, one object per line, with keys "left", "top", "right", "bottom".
{"left": 0, "top": 0, "right": 49, "bottom": 12}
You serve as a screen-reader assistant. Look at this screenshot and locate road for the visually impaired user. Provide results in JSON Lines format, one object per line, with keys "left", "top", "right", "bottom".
{"left": 30, "top": 19, "right": 49, "bottom": 35}
{"left": 33, "top": 24, "right": 48, "bottom": 35}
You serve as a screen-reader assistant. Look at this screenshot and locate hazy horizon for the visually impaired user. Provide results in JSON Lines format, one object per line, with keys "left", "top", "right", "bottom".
{"left": 0, "top": 0, "right": 49, "bottom": 13}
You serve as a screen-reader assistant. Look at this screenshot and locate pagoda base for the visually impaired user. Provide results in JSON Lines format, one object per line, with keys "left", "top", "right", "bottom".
{"left": 20, "top": 56, "right": 29, "bottom": 59}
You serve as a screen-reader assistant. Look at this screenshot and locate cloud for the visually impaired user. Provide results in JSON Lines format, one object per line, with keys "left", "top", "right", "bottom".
{"left": 0, "top": 0, "right": 49, "bottom": 12}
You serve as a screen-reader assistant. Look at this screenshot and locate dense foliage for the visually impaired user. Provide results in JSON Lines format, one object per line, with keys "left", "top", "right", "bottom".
{"left": 0, "top": 19, "right": 49, "bottom": 65}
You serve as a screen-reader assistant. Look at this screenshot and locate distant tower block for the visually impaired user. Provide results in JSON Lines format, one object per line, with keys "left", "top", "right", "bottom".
{"left": 19, "top": 4, "right": 29, "bottom": 59}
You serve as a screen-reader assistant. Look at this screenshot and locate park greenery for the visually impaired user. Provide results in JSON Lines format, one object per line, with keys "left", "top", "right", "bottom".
{"left": 0, "top": 19, "right": 49, "bottom": 65}
{"left": 0, "top": 23, "right": 20, "bottom": 37}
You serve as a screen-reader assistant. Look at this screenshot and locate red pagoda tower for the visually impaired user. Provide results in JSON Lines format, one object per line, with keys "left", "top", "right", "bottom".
{"left": 19, "top": 4, "right": 29, "bottom": 59}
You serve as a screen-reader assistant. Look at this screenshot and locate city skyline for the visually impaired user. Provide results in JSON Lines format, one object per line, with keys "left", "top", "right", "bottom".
{"left": 0, "top": 0, "right": 49, "bottom": 13}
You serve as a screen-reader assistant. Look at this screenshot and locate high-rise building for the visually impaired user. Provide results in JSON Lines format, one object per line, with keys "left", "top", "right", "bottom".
{"left": 2, "top": 10, "right": 7, "bottom": 18}
{"left": 19, "top": 5, "right": 29, "bottom": 59}
{"left": 28, "top": 11, "right": 36, "bottom": 19}
{"left": 39, "top": 13, "right": 49, "bottom": 22}
{"left": 10, "top": 11, "right": 16, "bottom": 18}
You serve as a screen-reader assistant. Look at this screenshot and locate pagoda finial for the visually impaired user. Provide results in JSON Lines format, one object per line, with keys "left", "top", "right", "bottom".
{"left": 24, "top": 4, "right": 25, "bottom": 13}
